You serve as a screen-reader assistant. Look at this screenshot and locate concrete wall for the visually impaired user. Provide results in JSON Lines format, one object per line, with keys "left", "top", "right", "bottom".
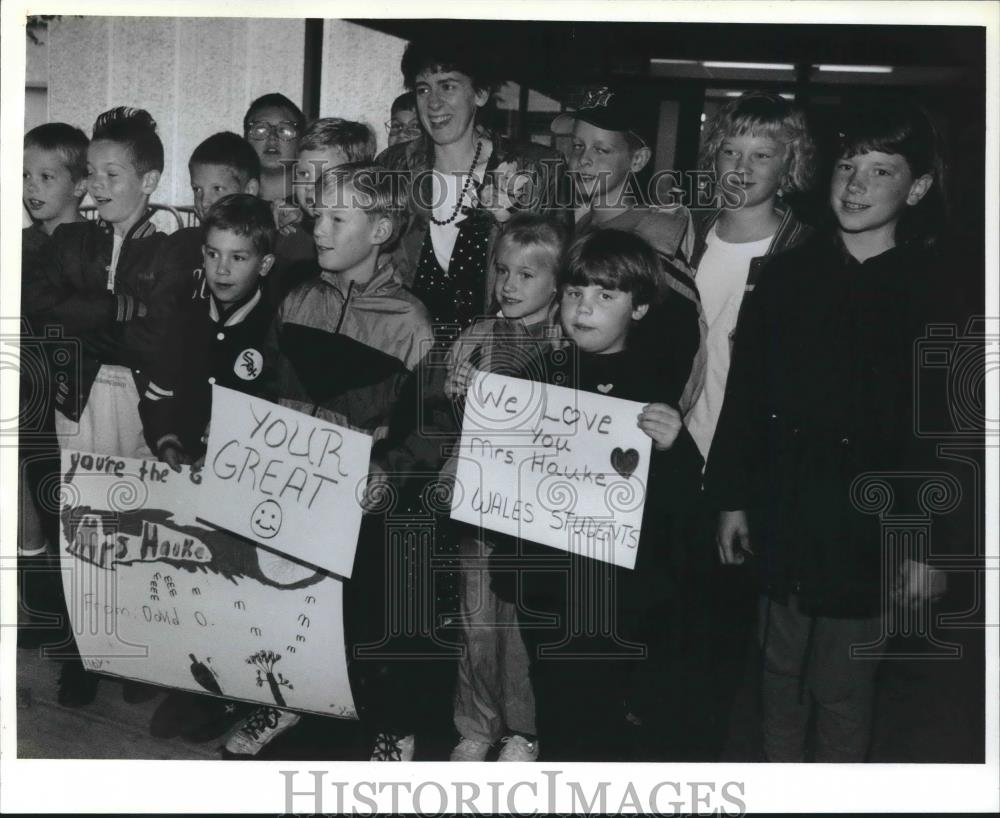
{"left": 24, "top": 28, "right": 48, "bottom": 131}
{"left": 36, "top": 17, "right": 409, "bottom": 227}
{"left": 318, "top": 20, "right": 408, "bottom": 156}
{"left": 47, "top": 16, "right": 306, "bottom": 221}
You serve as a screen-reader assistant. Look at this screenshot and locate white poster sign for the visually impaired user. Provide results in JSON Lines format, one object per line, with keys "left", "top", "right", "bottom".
{"left": 199, "top": 386, "right": 372, "bottom": 578}
{"left": 451, "top": 372, "right": 652, "bottom": 569}
{"left": 59, "top": 450, "right": 356, "bottom": 719}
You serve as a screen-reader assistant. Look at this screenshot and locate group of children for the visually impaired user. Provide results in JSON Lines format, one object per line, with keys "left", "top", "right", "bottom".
{"left": 20, "top": 52, "right": 949, "bottom": 763}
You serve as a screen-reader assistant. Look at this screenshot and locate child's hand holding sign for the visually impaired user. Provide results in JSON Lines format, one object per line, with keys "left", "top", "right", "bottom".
{"left": 637, "top": 403, "right": 683, "bottom": 450}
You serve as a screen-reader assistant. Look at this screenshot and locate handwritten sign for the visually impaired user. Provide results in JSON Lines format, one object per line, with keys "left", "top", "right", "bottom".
{"left": 451, "top": 372, "right": 651, "bottom": 569}
{"left": 199, "top": 386, "right": 372, "bottom": 578}
{"left": 59, "top": 450, "right": 356, "bottom": 719}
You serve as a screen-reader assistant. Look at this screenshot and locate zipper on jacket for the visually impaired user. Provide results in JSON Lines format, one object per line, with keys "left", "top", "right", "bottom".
{"left": 311, "top": 279, "right": 355, "bottom": 417}
{"left": 332, "top": 279, "right": 354, "bottom": 336}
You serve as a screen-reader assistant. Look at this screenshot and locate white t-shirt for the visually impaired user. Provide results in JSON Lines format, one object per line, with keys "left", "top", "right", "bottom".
{"left": 106, "top": 232, "right": 124, "bottom": 290}
{"left": 687, "top": 224, "right": 773, "bottom": 460}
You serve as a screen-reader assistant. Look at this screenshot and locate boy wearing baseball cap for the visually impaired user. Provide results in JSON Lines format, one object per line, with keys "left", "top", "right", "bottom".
{"left": 552, "top": 87, "right": 692, "bottom": 264}
{"left": 552, "top": 86, "right": 705, "bottom": 415}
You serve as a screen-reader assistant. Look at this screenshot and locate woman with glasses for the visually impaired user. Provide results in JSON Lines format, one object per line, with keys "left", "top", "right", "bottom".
{"left": 386, "top": 92, "right": 423, "bottom": 147}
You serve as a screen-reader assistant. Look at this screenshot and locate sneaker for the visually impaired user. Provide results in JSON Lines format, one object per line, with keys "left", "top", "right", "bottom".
{"left": 57, "top": 661, "right": 99, "bottom": 708}
{"left": 449, "top": 737, "right": 491, "bottom": 761}
{"left": 370, "top": 732, "right": 415, "bottom": 761}
{"left": 223, "top": 707, "right": 301, "bottom": 758}
{"left": 497, "top": 733, "right": 540, "bottom": 762}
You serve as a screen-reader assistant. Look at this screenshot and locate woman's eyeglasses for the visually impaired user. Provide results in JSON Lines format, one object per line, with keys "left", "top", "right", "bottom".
{"left": 247, "top": 121, "right": 299, "bottom": 142}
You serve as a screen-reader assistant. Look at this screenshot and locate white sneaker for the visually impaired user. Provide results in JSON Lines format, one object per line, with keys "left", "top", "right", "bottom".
{"left": 223, "top": 707, "right": 301, "bottom": 757}
{"left": 497, "top": 733, "right": 539, "bottom": 762}
{"left": 370, "top": 732, "right": 415, "bottom": 761}
{"left": 449, "top": 737, "right": 492, "bottom": 761}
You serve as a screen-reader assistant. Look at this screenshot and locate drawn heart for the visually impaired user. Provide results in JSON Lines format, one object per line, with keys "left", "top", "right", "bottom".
{"left": 611, "top": 447, "right": 639, "bottom": 479}
{"left": 597, "top": 383, "right": 613, "bottom": 394}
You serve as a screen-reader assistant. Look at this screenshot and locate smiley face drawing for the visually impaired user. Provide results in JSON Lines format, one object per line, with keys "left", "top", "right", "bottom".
{"left": 250, "top": 499, "right": 282, "bottom": 540}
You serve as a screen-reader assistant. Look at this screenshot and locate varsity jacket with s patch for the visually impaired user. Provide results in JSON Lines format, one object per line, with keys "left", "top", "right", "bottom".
{"left": 140, "top": 287, "right": 276, "bottom": 456}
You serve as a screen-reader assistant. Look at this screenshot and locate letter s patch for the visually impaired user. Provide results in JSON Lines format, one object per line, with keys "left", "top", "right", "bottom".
{"left": 235, "top": 348, "right": 263, "bottom": 381}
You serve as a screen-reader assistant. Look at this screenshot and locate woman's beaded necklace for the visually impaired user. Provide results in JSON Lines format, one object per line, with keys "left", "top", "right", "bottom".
{"left": 429, "top": 139, "right": 484, "bottom": 227}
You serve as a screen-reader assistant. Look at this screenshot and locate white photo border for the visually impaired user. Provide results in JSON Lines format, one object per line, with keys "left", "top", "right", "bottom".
{"left": 1, "top": 0, "right": 996, "bottom": 813}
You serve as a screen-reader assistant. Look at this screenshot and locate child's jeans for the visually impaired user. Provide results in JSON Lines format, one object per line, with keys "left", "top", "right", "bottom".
{"left": 453, "top": 537, "right": 536, "bottom": 743}
{"left": 759, "top": 594, "right": 882, "bottom": 762}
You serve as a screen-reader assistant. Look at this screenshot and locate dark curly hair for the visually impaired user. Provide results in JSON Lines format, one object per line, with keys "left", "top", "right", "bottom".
{"left": 400, "top": 37, "right": 500, "bottom": 95}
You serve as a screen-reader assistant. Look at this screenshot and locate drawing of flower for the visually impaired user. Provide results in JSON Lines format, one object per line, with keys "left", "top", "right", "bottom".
{"left": 246, "top": 649, "right": 294, "bottom": 706}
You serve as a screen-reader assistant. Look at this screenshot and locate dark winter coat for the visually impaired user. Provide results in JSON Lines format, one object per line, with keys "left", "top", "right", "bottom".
{"left": 704, "top": 234, "right": 947, "bottom": 616}
{"left": 21, "top": 211, "right": 189, "bottom": 426}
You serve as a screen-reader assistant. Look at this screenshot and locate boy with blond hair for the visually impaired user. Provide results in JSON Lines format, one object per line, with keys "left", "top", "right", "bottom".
{"left": 23, "top": 122, "right": 89, "bottom": 251}
{"left": 292, "top": 117, "right": 376, "bottom": 215}
{"left": 665, "top": 92, "right": 817, "bottom": 760}
{"left": 223, "top": 164, "right": 432, "bottom": 758}
{"left": 18, "top": 122, "right": 89, "bottom": 654}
